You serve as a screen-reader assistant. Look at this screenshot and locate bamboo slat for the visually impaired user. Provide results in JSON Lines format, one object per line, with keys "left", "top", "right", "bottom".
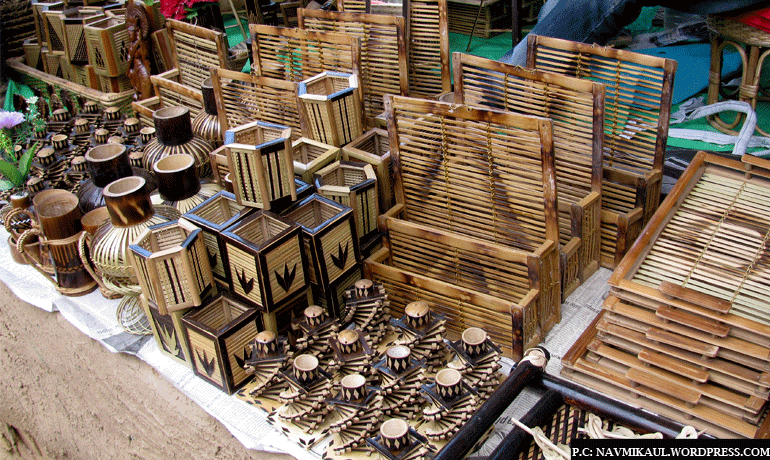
{"left": 405, "top": 0, "right": 450, "bottom": 97}
{"left": 298, "top": 9, "right": 408, "bottom": 124}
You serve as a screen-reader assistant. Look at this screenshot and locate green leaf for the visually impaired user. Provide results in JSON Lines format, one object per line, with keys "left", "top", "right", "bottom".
{"left": 0, "top": 179, "right": 14, "bottom": 191}
{"left": 0, "top": 160, "right": 22, "bottom": 188}
{"left": 18, "top": 142, "right": 39, "bottom": 178}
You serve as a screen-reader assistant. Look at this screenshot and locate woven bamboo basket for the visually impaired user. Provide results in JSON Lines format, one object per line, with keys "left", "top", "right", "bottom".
{"left": 181, "top": 190, "right": 255, "bottom": 287}
{"left": 224, "top": 121, "right": 296, "bottom": 210}
{"left": 220, "top": 210, "right": 309, "bottom": 313}
{"left": 249, "top": 24, "right": 362, "bottom": 86}
{"left": 341, "top": 128, "right": 393, "bottom": 215}
{"left": 298, "top": 71, "right": 364, "bottom": 148}
{"left": 451, "top": 52, "right": 604, "bottom": 300}
{"left": 210, "top": 67, "right": 305, "bottom": 142}
{"left": 384, "top": 95, "right": 562, "bottom": 341}
{"left": 527, "top": 35, "right": 676, "bottom": 269}
{"left": 314, "top": 160, "right": 379, "bottom": 255}
{"left": 7, "top": 56, "right": 135, "bottom": 112}
{"left": 83, "top": 16, "right": 130, "bottom": 77}
{"left": 282, "top": 193, "right": 360, "bottom": 297}
{"left": 291, "top": 138, "right": 340, "bottom": 184}
{"left": 129, "top": 219, "right": 216, "bottom": 315}
{"left": 298, "top": 9, "right": 408, "bottom": 125}
{"left": 62, "top": 7, "right": 104, "bottom": 65}
{"left": 182, "top": 294, "right": 260, "bottom": 394}
{"left": 563, "top": 152, "right": 770, "bottom": 439}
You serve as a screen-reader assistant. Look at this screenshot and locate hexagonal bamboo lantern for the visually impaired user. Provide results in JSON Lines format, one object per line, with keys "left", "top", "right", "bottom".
{"left": 291, "top": 137, "right": 340, "bottom": 184}
{"left": 129, "top": 219, "right": 216, "bottom": 315}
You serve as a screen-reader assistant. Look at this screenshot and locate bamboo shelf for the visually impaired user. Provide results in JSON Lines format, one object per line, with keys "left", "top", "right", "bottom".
{"left": 563, "top": 152, "right": 770, "bottom": 439}
{"left": 452, "top": 52, "right": 604, "bottom": 300}
{"left": 527, "top": 35, "right": 677, "bottom": 269}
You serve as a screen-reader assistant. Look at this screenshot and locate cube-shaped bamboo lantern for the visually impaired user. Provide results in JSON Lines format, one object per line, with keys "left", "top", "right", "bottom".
{"left": 342, "top": 128, "right": 394, "bottom": 214}
{"left": 182, "top": 191, "right": 255, "bottom": 287}
{"left": 221, "top": 210, "right": 309, "bottom": 312}
{"left": 292, "top": 137, "right": 340, "bottom": 184}
{"left": 224, "top": 121, "right": 296, "bottom": 210}
{"left": 140, "top": 294, "right": 193, "bottom": 368}
{"left": 314, "top": 161, "right": 379, "bottom": 254}
{"left": 62, "top": 8, "right": 105, "bottom": 64}
{"left": 182, "top": 294, "right": 261, "bottom": 394}
{"left": 84, "top": 16, "right": 131, "bottom": 77}
{"left": 298, "top": 72, "right": 364, "bottom": 148}
{"left": 282, "top": 194, "right": 361, "bottom": 294}
{"left": 129, "top": 219, "right": 216, "bottom": 315}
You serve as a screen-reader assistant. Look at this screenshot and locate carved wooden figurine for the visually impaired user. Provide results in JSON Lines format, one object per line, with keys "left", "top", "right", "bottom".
{"left": 126, "top": 2, "right": 153, "bottom": 101}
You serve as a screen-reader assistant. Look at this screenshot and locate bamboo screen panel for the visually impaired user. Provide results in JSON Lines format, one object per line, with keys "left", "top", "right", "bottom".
{"left": 166, "top": 19, "right": 230, "bottom": 90}
{"left": 211, "top": 68, "right": 304, "bottom": 141}
{"left": 406, "top": 0, "right": 450, "bottom": 97}
{"left": 387, "top": 96, "right": 558, "bottom": 253}
{"left": 249, "top": 24, "right": 361, "bottom": 84}
{"left": 453, "top": 53, "right": 603, "bottom": 252}
{"left": 629, "top": 165, "right": 770, "bottom": 326}
{"left": 338, "top": 0, "right": 367, "bottom": 12}
{"left": 299, "top": 9, "right": 408, "bottom": 123}
{"left": 527, "top": 35, "right": 676, "bottom": 176}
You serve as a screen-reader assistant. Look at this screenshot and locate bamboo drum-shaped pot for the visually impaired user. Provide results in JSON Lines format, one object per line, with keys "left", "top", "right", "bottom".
{"left": 143, "top": 106, "right": 213, "bottom": 179}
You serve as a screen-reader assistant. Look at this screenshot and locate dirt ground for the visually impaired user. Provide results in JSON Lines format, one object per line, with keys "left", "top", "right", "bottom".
{"left": 0, "top": 281, "right": 296, "bottom": 460}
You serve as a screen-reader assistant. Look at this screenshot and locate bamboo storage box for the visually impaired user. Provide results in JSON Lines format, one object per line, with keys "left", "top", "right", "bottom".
{"left": 341, "top": 128, "right": 394, "bottom": 216}
{"left": 129, "top": 219, "right": 216, "bottom": 315}
{"left": 225, "top": 121, "right": 296, "bottom": 210}
{"left": 311, "top": 264, "right": 363, "bottom": 320}
{"left": 182, "top": 191, "right": 255, "bottom": 287}
{"left": 298, "top": 71, "right": 364, "bottom": 148}
{"left": 182, "top": 294, "right": 261, "bottom": 394}
{"left": 32, "top": 0, "right": 64, "bottom": 47}
{"left": 140, "top": 293, "right": 193, "bottom": 368}
{"left": 62, "top": 7, "right": 105, "bottom": 64}
{"left": 23, "top": 38, "right": 43, "bottom": 71}
{"left": 314, "top": 161, "right": 379, "bottom": 256}
{"left": 291, "top": 138, "right": 340, "bottom": 184}
{"left": 221, "top": 210, "right": 309, "bottom": 313}
{"left": 83, "top": 16, "right": 130, "bottom": 77}
{"left": 281, "top": 194, "right": 361, "bottom": 315}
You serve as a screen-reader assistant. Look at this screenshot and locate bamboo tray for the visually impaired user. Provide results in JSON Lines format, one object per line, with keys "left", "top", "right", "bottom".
{"left": 562, "top": 152, "right": 770, "bottom": 439}
{"left": 7, "top": 56, "right": 134, "bottom": 112}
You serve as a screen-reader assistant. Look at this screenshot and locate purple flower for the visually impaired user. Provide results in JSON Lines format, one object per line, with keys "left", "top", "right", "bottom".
{"left": 0, "top": 111, "right": 25, "bottom": 129}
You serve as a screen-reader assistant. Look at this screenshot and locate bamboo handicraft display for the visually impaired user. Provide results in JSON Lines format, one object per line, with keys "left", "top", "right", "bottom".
{"left": 527, "top": 35, "right": 676, "bottom": 268}
{"left": 298, "top": 72, "right": 364, "bottom": 148}
{"left": 563, "top": 152, "right": 770, "bottom": 439}
{"left": 451, "top": 52, "right": 604, "bottom": 300}
{"left": 298, "top": 9, "right": 408, "bottom": 124}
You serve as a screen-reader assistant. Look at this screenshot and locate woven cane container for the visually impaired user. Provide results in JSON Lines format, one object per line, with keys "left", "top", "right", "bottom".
{"left": 84, "top": 16, "right": 130, "bottom": 77}
{"left": 182, "top": 293, "right": 261, "bottom": 394}
{"left": 182, "top": 191, "right": 255, "bottom": 287}
{"left": 281, "top": 194, "right": 360, "bottom": 300}
{"left": 23, "top": 38, "right": 43, "bottom": 71}
{"left": 298, "top": 72, "right": 364, "bottom": 148}
{"left": 71, "top": 64, "right": 100, "bottom": 90}
{"left": 225, "top": 121, "right": 295, "bottom": 210}
{"left": 129, "top": 219, "right": 216, "bottom": 315}
{"left": 292, "top": 138, "right": 340, "bottom": 184}
{"left": 62, "top": 8, "right": 104, "bottom": 64}
{"left": 42, "top": 4, "right": 67, "bottom": 53}
{"left": 341, "top": 128, "right": 393, "bottom": 215}
{"left": 140, "top": 293, "right": 193, "bottom": 367}
{"left": 32, "top": 0, "right": 64, "bottom": 47}
{"left": 314, "top": 161, "right": 379, "bottom": 256}
{"left": 221, "top": 210, "right": 309, "bottom": 313}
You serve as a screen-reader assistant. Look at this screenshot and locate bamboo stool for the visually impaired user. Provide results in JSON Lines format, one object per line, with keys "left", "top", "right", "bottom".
{"left": 707, "top": 15, "right": 770, "bottom": 137}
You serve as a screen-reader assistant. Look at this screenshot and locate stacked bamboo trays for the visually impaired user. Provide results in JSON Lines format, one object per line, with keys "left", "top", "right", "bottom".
{"left": 150, "top": 19, "right": 232, "bottom": 120}
{"left": 7, "top": 56, "right": 134, "bottom": 113}
{"left": 298, "top": 9, "right": 408, "bottom": 125}
{"left": 364, "top": 96, "right": 561, "bottom": 361}
{"left": 562, "top": 152, "right": 770, "bottom": 439}
{"left": 451, "top": 52, "right": 604, "bottom": 301}
{"left": 446, "top": 0, "right": 510, "bottom": 38}
{"left": 210, "top": 67, "right": 306, "bottom": 142}
{"left": 527, "top": 35, "right": 677, "bottom": 269}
